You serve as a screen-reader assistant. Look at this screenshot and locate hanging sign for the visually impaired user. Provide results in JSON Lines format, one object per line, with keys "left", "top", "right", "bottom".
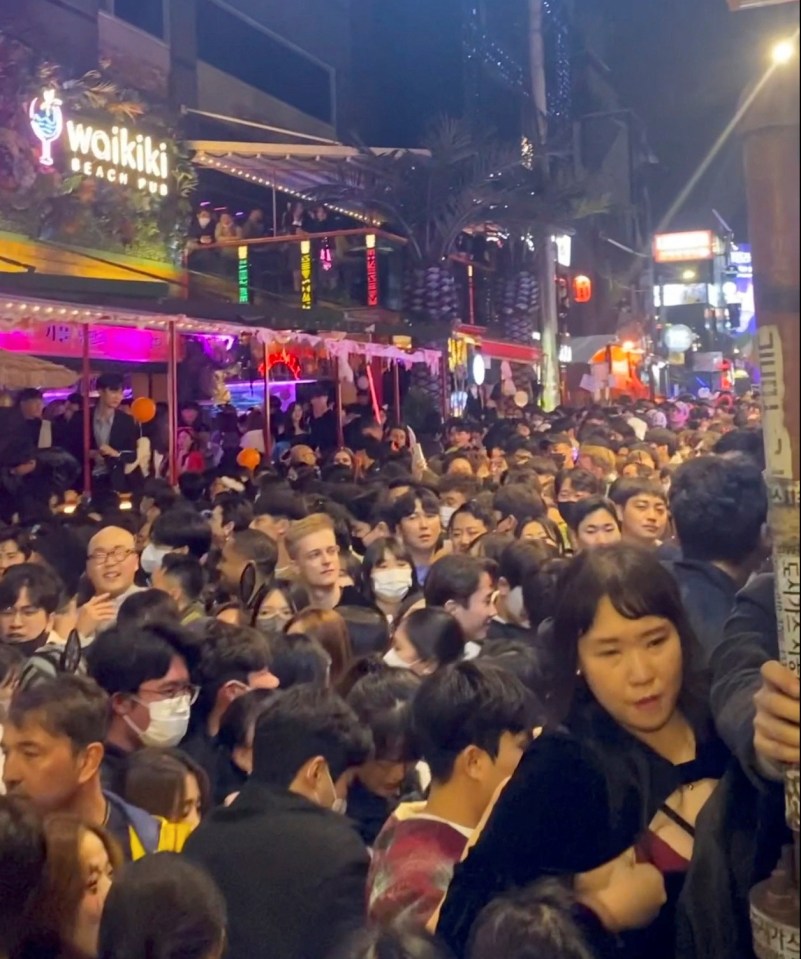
{"left": 29, "top": 88, "right": 170, "bottom": 196}
{"left": 300, "top": 239, "right": 313, "bottom": 310}
{"left": 238, "top": 246, "right": 250, "bottom": 304}
{"left": 365, "top": 234, "right": 379, "bottom": 307}
{"left": 572, "top": 274, "right": 592, "bottom": 303}
{"left": 0, "top": 323, "right": 172, "bottom": 362}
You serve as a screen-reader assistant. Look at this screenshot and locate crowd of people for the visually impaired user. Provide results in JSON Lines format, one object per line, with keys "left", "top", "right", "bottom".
{"left": 0, "top": 386, "right": 797, "bottom": 959}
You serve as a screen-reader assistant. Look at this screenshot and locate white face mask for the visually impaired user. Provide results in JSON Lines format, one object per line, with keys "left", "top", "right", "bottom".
{"left": 141, "top": 544, "right": 172, "bottom": 576}
{"left": 505, "top": 585, "right": 528, "bottom": 625}
{"left": 439, "top": 505, "right": 457, "bottom": 530}
{"left": 383, "top": 647, "right": 419, "bottom": 671}
{"left": 124, "top": 694, "right": 192, "bottom": 748}
{"left": 372, "top": 569, "right": 413, "bottom": 602}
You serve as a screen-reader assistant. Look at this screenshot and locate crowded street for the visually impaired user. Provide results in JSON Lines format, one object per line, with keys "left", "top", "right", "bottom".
{"left": 0, "top": 2, "right": 799, "bottom": 959}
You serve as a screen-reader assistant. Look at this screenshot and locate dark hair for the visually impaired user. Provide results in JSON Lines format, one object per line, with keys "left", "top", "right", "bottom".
{"left": 550, "top": 545, "right": 707, "bottom": 727}
{"left": 346, "top": 665, "right": 419, "bottom": 763}
{"left": 160, "top": 554, "right": 205, "bottom": 604}
{"left": 469, "top": 532, "right": 515, "bottom": 563}
{"left": 331, "top": 926, "right": 454, "bottom": 959}
{"left": 123, "top": 747, "right": 210, "bottom": 821}
{"left": 177, "top": 472, "right": 207, "bottom": 504}
{"left": 413, "top": 661, "right": 533, "bottom": 782}
{"left": 253, "top": 487, "right": 308, "bottom": 522}
{"left": 669, "top": 454, "right": 767, "bottom": 563}
{"left": 497, "top": 541, "right": 546, "bottom": 590}
{"left": 492, "top": 485, "right": 546, "bottom": 527}
{"left": 268, "top": 633, "right": 331, "bottom": 688}
{"left": 142, "top": 479, "right": 178, "bottom": 516}
{"left": 98, "top": 853, "right": 226, "bottom": 959}
{"left": 468, "top": 879, "right": 594, "bottom": 959}
{"left": 26, "top": 525, "right": 85, "bottom": 601}
{"left": 216, "top": 687, "right": 275, "bottom": 753}
{"left": 361, "top": 538, "right": 418, "bottom": 607}
{"left": 16, "top": 387, "right": 43, "bottom": 404}
{"left": 424, "top": 555, "right": 491, "bottom": 608}
{"left": 286, "top": 608, "right": 353, "bottom": 685}
{"left": 0, "top": 796, "right": 47, "bottom": 953}
{"left": 251, "top": 685, "right": 372, "bottom": 785}
{"left": 397, "top": 607, "right": 465, "bottom": 668}
{"left": 8, "top": 674, "right": 109, "bottom": 749}
{"left": 480, "top": 640, "right": 548, "bottom": 708}
{"left": 0, "top": 525, "right": 32, "bottom": 557}
{"left": 449, "top": 501, "right": 497, "bottom": 535}
{"left": 555, "top": 468, "right": 603, "bottom": 499}
{"left": 228, "top": 529, "right": 278, "bottom": 580}
{"left": 645, "top": 428, "right": 679, "bottom": 458}
{"left": 86, "top": 623, "right": 194, "bottom": 697}
{"left": 0, "top": 562, "right": 63, "bottom": 616}
{"left": 712, "top": 428, "right": 765, "bottom": 469}
{"left": 117, "top": 588, "right": 181, "bottom": 629}
{"left": 192, "top": 621, "right": 270, "bottom": 719}
{"left": 213, "top": 492, "right": 253, "bottom": 533}
{"left": 337, "top": 605, "right": 392, "bottom": 659}
{"left": 152, "top": 509, "right": 212, "bottom": 559}
{"left": 569, "top": 496, "right": 621, "bottom": 534}
{"left": 95, "top": 373, "right": 124, "bottom": 392}
{"left": 438, "top": 474, "right": 481, "bottom": 500}
{"left": 607, "top": 477, "right": 667, "bottom": 510}
{"left": 255, "top": 578, "right": 309, "bottom": 623}
{"left": 389, "top": 489, "right": 439, "bottom": 532}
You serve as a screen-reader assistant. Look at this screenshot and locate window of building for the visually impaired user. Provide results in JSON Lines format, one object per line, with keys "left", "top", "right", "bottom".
{"left": 107, "top": 0, "right": 167, "bottom": 39}
{"left": 197, "top": 0, "right": 334, "bottom": 125}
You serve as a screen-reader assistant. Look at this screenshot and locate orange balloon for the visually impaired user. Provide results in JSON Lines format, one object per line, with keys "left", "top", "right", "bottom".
{"left": 237, "top": 448, "right": 261, "bottom": 471}
{"left": 131, "top": 396, "right": 156, "bottom": 424}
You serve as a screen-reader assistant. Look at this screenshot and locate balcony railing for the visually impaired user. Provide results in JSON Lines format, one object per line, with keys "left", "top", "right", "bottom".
{"left": 186, "top": 228, "right": 407, "bottom": 318}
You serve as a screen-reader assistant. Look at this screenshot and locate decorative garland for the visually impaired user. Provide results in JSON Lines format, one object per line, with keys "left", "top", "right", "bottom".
{"left": 0, "top": 31, "right": 196, "bottom": 264}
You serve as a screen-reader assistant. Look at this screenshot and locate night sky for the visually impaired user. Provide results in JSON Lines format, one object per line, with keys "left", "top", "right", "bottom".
{"left": 601, "top": 0, "right": 799, "bottom": 237}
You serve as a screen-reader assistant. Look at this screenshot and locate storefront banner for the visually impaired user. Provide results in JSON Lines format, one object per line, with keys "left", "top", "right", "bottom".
{"left": 0, "top": 322, "right": 172, "bottom": 363}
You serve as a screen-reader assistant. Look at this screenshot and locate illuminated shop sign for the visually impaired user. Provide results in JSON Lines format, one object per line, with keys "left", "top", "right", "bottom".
{"left": 653, "top": 231, "right": 716, "bottom": 264}
{"left": 0, "top": 323, "right": 172, "bottom": 363}
{"left": 30, "top": 88, "right": 170, "bottom": 196}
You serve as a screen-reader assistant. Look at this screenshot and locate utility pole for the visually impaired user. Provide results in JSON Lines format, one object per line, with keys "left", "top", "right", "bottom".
{"left": 735, "top": 18, "right": 800, "bottom": 958}
{"left": 528, "top": 0, "right": 561, "bottom": 411}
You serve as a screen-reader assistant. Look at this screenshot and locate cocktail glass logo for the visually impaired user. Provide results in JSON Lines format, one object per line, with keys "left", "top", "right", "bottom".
{"left": 29, "top": 88, "right": 63, "bottom": 167}
{"left": 28, "top": 87, "right": 170, "bottom": 195}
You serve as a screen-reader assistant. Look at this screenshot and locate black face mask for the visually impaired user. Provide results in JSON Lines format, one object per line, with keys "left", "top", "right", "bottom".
{"left": 557, "top": 501, "right": 578, "bottom": 528}
{"left": 11, "top": 632, "right": 50, "bottom": 659}
{"left": 351, "top": 536, "right": 367, "bottom": 558}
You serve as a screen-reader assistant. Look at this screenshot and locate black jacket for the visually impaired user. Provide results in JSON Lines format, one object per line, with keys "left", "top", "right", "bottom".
{"left": 663, "top": 558, "right": 739, "bottom": 659}
{"left": 90, "top": 408, "right": 140, "bottom": 455}
{"left": 183, "top": 779, "right": 369, "bottom": 959}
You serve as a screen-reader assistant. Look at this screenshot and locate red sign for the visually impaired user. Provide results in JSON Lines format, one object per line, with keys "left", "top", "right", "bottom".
{"left": 258, "top": 349, "right": 303, "bottom": 380}
{"left": 572, "top": 274, "right": 592, "bottom": 303}
{"left": 0, "top": 323, "right": 173, "bottom": 362}
{"left": 366, "top": 247, "right": 379, "bottom": 307}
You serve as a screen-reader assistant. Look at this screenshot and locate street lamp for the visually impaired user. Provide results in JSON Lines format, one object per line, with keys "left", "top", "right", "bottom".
{"left": 771, "top": 38, "right": 796, "bottom": 65}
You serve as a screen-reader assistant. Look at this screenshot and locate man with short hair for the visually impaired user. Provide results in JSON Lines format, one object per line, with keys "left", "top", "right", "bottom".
{"left": 438, "top": 475, "right": 481, "bottom": 530}
{"left": 577, "top": 444, "right": 617, "bottom": 489}
{"left": 308, "top": 384, "right": 338, "bottom": 453}
{"left": 85, "top": 622, "right": 197, "bottom": 793}
{"left": 608, "top": 478, "right": 669, "bottom": 550}
{"left": 286, "top": 514, "right": 367, "bottom": 610}
{"left": 424, "top": 555, "right": 495, "bottom": 650}
{"left": 493, "top": 484, "right": 545, "bottom": 537}
{"left": 0, "top": 563, "right": 63, "bottom": 656}
{"left": 150, "top": 508, "right": 213, "bottom": 563}
{"left": 78, "top": 526, "right": 142, "bottom": 639}
{"left": 183, "top": 686, "right": 373, "bottom": 959}
{"left": 667, "top": 454, "right": 769, "bottom": 656}
{"left": 367, "top": 661, "right": 533, "bottom": 926}
{"left": 210, "top": 492, "right": 253, "bottom": 548}
{"left": 90, "top": 374, "right": 142, "bottom": 489}
{"left": 251, "top": 488, "right": 309, "bottom": 578}
{"left": 646, "top": 428, "right": 680, "bottom": 468}
{"left": 217, "top": 528, "right": 277, "bottom": 598}
{"left": 389, "top": 490, "right": 442, "bottom": 585}
{"left": 488, "top": 542, "right": 542, "bottom": 642}
{"left": 2, "top": 674, "right": 171, "bottom": 858}
{"left": 152, "top": 554, "right": 206, "bottom": 626}
{"left": 16, "top": 388, "right": 50, "bottom": 449}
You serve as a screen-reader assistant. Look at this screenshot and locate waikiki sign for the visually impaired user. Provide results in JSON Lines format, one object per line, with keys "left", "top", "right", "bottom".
{"left": 29, "top": 88, "right": 170, "bottom": 196}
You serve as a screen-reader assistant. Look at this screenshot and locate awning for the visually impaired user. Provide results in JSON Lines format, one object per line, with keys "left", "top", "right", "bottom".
{"left": 190, "top": 140, "right": 430, "bottom": 224}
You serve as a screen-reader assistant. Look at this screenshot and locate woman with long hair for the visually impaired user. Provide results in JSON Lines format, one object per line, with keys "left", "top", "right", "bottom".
{"left": 122, "top": 748, "right": 210, "bottom": 833}
{"left": 437, "top": 544, "right": 728, "bottom": 959}
{"left": 285, "top": 607, "right": 354, "bottom": 686}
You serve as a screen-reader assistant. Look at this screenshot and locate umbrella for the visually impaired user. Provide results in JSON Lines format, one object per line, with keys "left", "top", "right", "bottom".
{"left": 0, "top": 349, "right": 78, "bottom": 390}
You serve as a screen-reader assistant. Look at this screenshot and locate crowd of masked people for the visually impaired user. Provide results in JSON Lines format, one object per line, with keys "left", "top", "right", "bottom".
{"left": 0, "top": 386, "right": 798, "bottom": 959}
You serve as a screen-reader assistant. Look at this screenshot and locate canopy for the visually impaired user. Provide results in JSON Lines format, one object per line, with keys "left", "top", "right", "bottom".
{"left": 0, "top": 349, "right": 77, "bottom": 389}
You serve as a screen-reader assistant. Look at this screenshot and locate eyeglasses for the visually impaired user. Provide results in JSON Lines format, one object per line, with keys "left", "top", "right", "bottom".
{"left": 0, "top": 606, "right": 43, "bottom": 620}
{"left": 88, "top": 547, "right": 136, "bottom": 565}
{"left": 137, "top": 683, "right": 200, "bottom": 705}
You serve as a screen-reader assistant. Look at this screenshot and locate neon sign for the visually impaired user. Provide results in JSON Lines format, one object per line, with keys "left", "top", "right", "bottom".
{"left": 365, "top": 234, "right": 379, "bottom": 307}
{"left": 300, "top": 239, "right": 313, "bottom": 310}
{"left": 258, "top": 349, "right": 303, "bottom": 380}
{"left": 238, "top": 246, "right": 250, "bottom": 304}
{"left": 29, "top": 89, "right": 63, "bottom": 167}
{"left": 653, "top": 231, "right": 716, "bottom": 264}
{"left": 29, "top": 88, "right": 170, "bottom": 196}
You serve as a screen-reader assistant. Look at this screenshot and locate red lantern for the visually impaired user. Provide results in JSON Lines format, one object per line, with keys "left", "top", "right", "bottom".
{"left": 572, "top": 274, "right": 593, "bottom": 303}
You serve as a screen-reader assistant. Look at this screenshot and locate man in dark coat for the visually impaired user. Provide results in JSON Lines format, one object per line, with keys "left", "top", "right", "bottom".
{"left": 89, "top": 373, "right": 142, "bottom": 493}
{"left": 183, "top": 686, "right": 373, "bottom": 959}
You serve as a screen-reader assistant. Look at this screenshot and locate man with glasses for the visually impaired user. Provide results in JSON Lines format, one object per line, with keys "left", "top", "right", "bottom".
{"left": 85, "top": 622, "right": 198, "bottom": 793}
{"left": 0, "top": 563, "right": 63, "bottom": 656}
{"left": 78, "top": 526, "right": 142, "bottom": 640}
{"left": 0, "top": 527, "right": 31, "bottom": 578}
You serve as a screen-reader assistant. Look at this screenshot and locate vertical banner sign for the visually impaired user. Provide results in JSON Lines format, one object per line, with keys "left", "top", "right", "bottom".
{"left": 237, "top": 246, "right": 250, "bottom": 304}
{"left": 300, "top": 240, "right": 313, "bottom": 310}
{"left": 467, "top": 264, "right": 476, "bottom": 326}
{"left": 366, "top": 234, "right": 379, "bottom": 307}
